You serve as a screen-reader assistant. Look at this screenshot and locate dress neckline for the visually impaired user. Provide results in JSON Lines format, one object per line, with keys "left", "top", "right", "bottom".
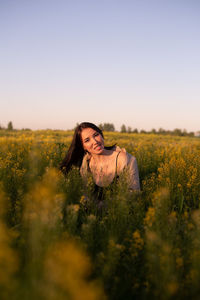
{"left": 87, "top": 151, "right": 121, "bottom": 187}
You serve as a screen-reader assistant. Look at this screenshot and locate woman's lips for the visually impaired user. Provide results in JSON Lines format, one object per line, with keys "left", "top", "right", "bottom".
{"left": 94, "top": 144, "right": 102, "bottom": 150}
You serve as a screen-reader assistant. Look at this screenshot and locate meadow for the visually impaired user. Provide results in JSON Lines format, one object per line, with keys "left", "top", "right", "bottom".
{"left": 0, "top": 129, "right": 200, "bottom": 299}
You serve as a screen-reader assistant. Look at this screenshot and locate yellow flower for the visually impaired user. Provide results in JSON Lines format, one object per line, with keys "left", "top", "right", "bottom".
{"left": 132, "top": 230, "right": 144, "bottom": 257}
{"left": 167, "top": 282, "right": 178, "bottom": 295}
{"left": 0, "top": 222, "right": 19, "bottom": 286}
{"left": 24, "top": 168, "right": 64, "bottom": 226}
{"left": 184, "top": 211, "right": 189, "bottom": 219}
{"left": 68, "top": 204, "right": 80, "bottom": 213}
{"left": 145, "top": 230, "right": 158, "bottom": 243}
{"left": 80, "top": 195, "right": 87, "bottom": 205}
{"left": 132, "top": 230, "right": 144, "bottom": 250}
{"left": 187, "top": 223, "right": 194, "bottom": 230}
{"left": 144, "top": 207, "right": 155, "bottom": 227}
{"left": 168, "top": 211, "right": 177, "bottom": 225}
{"left": 176, "top": 257, "right": 183, "bottom": 269}
{"left": 44, "top": 239, "right": 106, "bottom": 300}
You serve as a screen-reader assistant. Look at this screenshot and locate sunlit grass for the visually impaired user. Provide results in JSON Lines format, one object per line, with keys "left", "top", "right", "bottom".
{"left": 0, "top": 130, "right": 200, "bottom": 299}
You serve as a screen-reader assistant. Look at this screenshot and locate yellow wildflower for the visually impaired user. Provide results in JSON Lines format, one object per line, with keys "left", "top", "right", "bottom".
{"left": 167, "top": 282, "right": 178, "bottom": 295}
{"left": 144, "top": 207, "right": 155, "bottom": 227}
{"left": 133, "top": 230, "right": 144, "bottom": 250}
{"left": 67, "top": 204, "right": 80, "bottom": 213}
{"left": 187, "top": 223, "right": 194, "bottom": 230}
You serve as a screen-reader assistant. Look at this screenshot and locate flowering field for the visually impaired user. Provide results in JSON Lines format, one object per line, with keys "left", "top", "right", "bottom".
{"left": 0, "top": 129, "right": 200, "bottom": 299}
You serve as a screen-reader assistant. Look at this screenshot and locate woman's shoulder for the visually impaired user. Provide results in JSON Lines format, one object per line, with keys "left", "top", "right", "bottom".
{"left": 116, "top": 146, "right": 127, "bottom": 160}
{"left": 80, "top": 152, "right": 91, "bottom": 176}
{"left": 115, "top": 145, "right": 137, "bottom": 167}
{"left": 114, "top": 146, "right": 129, "bottom": 172}
{"left": 115, "top": 145, "right": 132, "bottom": 158}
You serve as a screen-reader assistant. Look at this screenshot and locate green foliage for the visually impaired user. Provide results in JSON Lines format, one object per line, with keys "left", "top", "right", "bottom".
{"left": 99, "top": 123, "right": 115, "bottom": 132}
{"left": 0, "top": 130, "right": 200, "bottom": 299}
{"left": 7, "top": 121, "right": 13, "bottom": 131}
{"left": 120, "top": 124, "right": 126, "bottom": 133}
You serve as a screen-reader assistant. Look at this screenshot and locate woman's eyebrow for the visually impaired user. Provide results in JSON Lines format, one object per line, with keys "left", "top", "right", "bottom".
{"left": 84, "top": 137, "right": 90, "bottom": 142}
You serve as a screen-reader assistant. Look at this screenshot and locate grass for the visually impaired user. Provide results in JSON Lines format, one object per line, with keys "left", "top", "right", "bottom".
{"left": 0, "top": 129, "right": 200, "bottom": 299}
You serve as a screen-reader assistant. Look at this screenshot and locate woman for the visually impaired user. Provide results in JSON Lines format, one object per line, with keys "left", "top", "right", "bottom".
{"left": 60, "top": 122, "right": 140, "bottom": 203}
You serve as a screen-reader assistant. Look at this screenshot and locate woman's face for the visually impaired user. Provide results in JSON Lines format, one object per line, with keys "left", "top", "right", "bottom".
{"left": 81, "top": 127, "right": 104, "bottom": 155}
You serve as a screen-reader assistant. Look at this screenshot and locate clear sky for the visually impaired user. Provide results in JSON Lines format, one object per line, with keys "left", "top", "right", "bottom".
{"left": 1, "top": 0, "right": 200, "bottom": 131}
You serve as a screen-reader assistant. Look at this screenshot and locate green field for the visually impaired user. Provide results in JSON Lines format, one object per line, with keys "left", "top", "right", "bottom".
{"left": 0, "top": 130, "right": 200, "bottom": 299}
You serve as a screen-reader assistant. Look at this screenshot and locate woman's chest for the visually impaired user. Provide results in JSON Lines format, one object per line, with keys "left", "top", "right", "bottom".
{"left": 89, "top": 158, "right": 117, "bottom": 186}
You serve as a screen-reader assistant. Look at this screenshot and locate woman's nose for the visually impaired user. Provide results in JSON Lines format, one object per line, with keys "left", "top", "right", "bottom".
{"left": 92, "top": 136, "right": 98, "bottom": 143}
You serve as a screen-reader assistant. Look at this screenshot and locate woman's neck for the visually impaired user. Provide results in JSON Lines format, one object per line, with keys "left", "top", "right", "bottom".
{"left": 90, "top": 148, "right": 114, "bottom": 162}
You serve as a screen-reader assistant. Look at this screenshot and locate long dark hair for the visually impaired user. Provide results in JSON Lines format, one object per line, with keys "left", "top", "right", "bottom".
{"left": 60, "top": 122, "right": 115, "bottom": 175}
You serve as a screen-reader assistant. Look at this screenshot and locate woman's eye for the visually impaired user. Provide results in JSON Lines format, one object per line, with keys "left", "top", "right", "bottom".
{"left": 94, "top": 133, "right": 99, "bottom": 136}
{"left": 84, "top": 139, "right": 89, "bottom": 143}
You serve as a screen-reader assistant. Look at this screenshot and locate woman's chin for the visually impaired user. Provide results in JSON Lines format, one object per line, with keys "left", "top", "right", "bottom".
{"left": 93, "top": 147, "right": 104, "bottom": 154}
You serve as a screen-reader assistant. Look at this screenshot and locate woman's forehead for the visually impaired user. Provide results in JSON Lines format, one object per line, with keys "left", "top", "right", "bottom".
{"left": 81, "top": 127, "right": 97, "bottom": 139}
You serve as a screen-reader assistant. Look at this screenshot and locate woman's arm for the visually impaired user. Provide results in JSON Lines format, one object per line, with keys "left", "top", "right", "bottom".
{"left": 80, "top": 153, "right": 90, "bottom": 178}
{"left": 117, "top": 148, "right": 140, "bottom": 191}
{"left": 126, "top": 154, "right": 140, "bottom": 191}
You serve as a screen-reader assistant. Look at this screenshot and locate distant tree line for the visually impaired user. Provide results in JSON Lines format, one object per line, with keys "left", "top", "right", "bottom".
{"left": 98, "top": 123, "right": 115, "bottom": 132}
{"left": 120, "top": 124, "right": 195, "bottom": 137}
{"left": 0, "top": 121, "right": 14, "bottom": 131}
{"left": 0, "top": 121, "right": 196, "bottom": 137}
{"left": 143, "top": 127, "right": 195, "bottom": 137}
{"left": 0, "top": 121, "right": 31, "bottom": 131}
{"left": 98, "top": 123, "right": 195, "bottom": 137}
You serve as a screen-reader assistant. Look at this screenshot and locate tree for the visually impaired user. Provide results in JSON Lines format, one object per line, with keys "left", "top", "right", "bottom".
{"left": 132, "top": 128, "right": 138, "bottom": 134}
{"left": 7, "top": 121, "right": 13, "bottom": 130}
{"left": 182, "top": 129, "right": 188, "bottom": 137}
{"left": 173, "top": 128, "right": 182, "bottom": 136}
{"left": 158, "top": 128, "right": 165, "bottom": 135}
{"left": 140, "top": 129, "right": 147, "bottom": 134}
{"left": 98, "top": 123, "right": 115, "bottom": 132}
{"left": 188, "top": 131, "right": 194, "bottom": 137}
{"left": 151, "top": 128, "right": 157, "bottom": 134}
{"left": 121, "top": 124, "right": 127, "bottom": 133}
{"left": 98, "top": 123, "right": 103, "bottom": 130}
{"left": 127, "top": 126, "right": 132, "bottom": 133}
{"left": 74, "top": 122, "right": 79, "bottom": 130}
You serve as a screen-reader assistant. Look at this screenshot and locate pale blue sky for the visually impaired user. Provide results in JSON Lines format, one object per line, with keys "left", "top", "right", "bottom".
{"left": 1, "top": 0, "right": 200, "bottom": 131}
